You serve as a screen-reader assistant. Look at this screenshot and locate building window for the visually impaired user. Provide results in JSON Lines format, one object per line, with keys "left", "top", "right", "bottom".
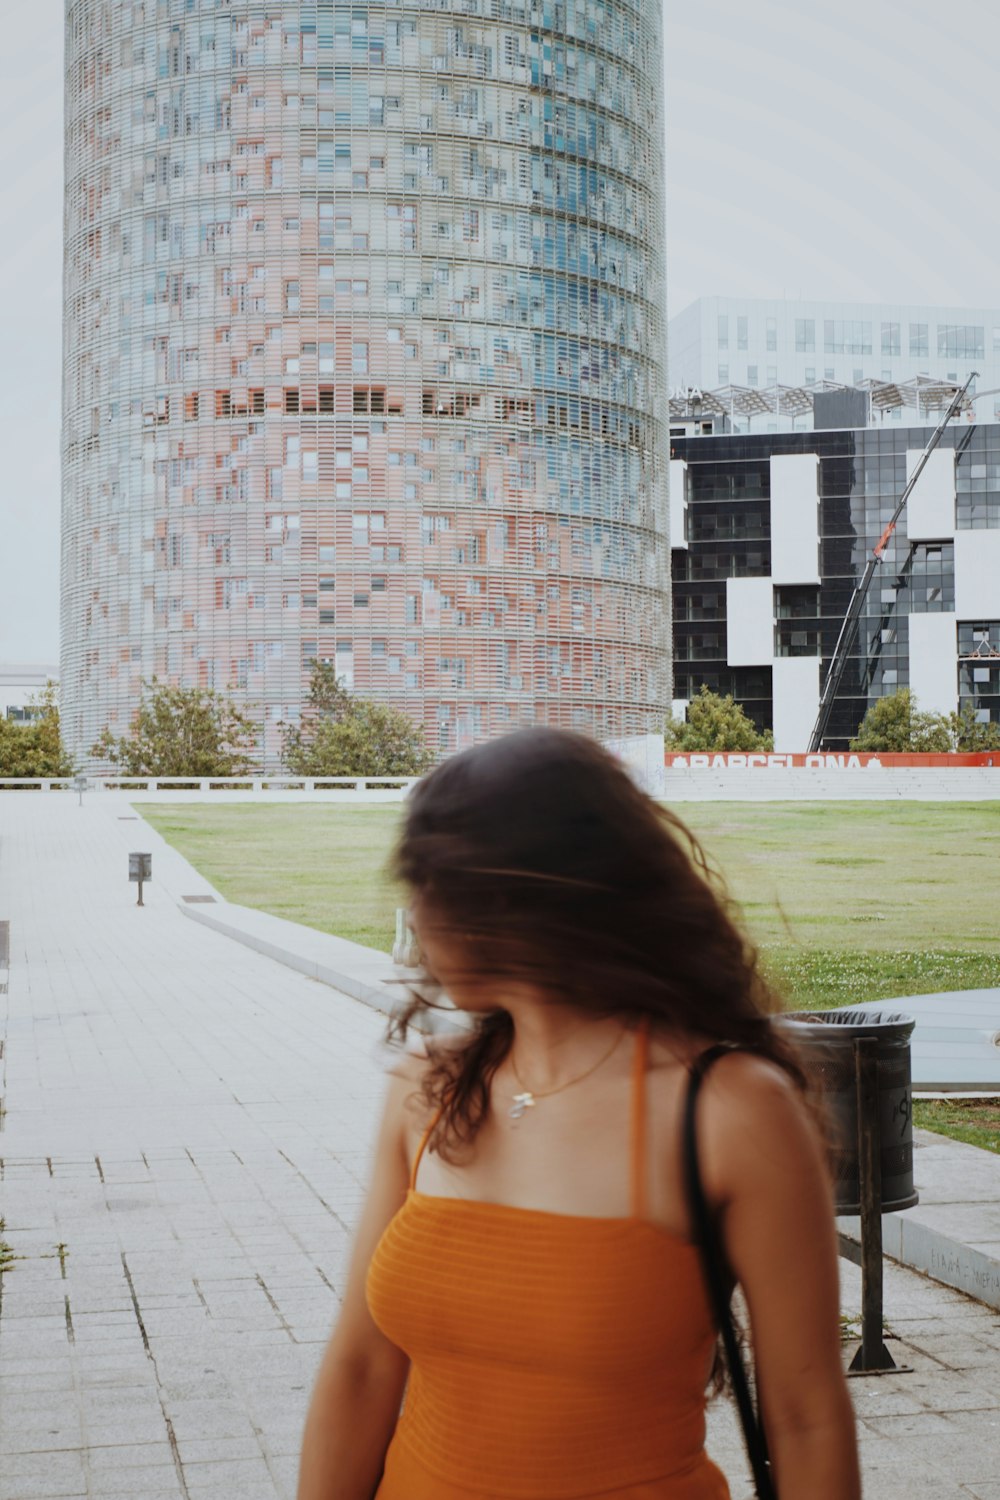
{"left": 907, "top": 542, "right": 955, "bottom": 613}
{"left": 717, "top": 314, "right": 729, "bottom": 351}
{"left": 766, "top": 317, "right": 777, "bottom": 352}
{"left": 824, "top": 320, "right": 872, "bottom": 355}
{"left": 718, "top": 365, "right": 729, "bottom": 385}
{"left": 737, "top": 316, "right": 748, "bottom": 351}
{"left": 956, "top": 447, "right": 1000, "bottom": 529}
{"left": 937, "top": 324, "right": 985, "bottom": 359}
{"left": 747, "top": 365, "right": 758, "bottom": 387}
{"left": 881, "top": 322, "right": 901, "bottom": 356}
{"left": 909, "top": 323, "right": 929, "bottom": 358}
{"left": 958, "top": 621, "right": 1000, "bottom": 723}
{"left": 795, "top": 319, "right": 815, "bottom": 353}
{"left": 774, "top": 585, "right": 821, "bottom": 657}
{"left": 285, "top": 280, "right": 300, "bottom": 312}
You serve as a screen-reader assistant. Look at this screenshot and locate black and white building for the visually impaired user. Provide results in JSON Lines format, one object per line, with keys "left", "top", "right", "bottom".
{"left": 670, "top": 417, "right": 1000, "bottom": 749}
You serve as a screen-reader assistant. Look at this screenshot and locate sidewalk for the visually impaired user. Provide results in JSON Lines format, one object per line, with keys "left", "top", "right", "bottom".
{"left": 1, "top": 792, "right": 999, "bottom": 1498}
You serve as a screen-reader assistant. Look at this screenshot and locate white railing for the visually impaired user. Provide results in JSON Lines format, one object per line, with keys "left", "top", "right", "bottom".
{"left": 0, "top": 776, "right": 420, "bottom": 793}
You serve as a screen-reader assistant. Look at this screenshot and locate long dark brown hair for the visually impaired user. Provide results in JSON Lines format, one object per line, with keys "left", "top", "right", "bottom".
{"left": 390, "top": 726, "right": 806, "bottom": 1152}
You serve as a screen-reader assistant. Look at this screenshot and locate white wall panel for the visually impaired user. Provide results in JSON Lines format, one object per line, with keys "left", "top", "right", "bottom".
{"left": 669, "top": 459, "right": 687, "bottom": 550}
{"left": 908, "top": 613, "right": 958, "bottom": 715}
{"left": 770, "top": 453, "right": 820, "bottom": 583}
{"left": 955, "top": 530, "right": 1000, "bottom": 617}
{"left": 726, "top": 577, "right": 773, "bottom": 666}
{"left": 906, "top": 448, "right": 956, "bottom": 541}
{"left": 772, "top": 658, "right": 820, "bottom": 752}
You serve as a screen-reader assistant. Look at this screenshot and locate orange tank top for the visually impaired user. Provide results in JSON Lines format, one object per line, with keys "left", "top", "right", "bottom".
{"left": 366, "top": 1022, "right": 730, "bottom": 1499}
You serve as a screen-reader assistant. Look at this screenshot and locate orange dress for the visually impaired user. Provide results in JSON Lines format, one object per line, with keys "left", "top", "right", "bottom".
{"left": 366, "top": 1023, "right": 730, "bottom": 1499}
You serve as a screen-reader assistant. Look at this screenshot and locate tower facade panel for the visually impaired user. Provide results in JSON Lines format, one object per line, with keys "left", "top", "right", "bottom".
{"left": 63, "top": 0, "right": 670, "bottom": 766}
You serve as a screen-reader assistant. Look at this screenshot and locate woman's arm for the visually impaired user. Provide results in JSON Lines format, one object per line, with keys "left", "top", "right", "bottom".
{"left": 698, "top": 1054, "right": 861, "bottom": 1500}
{"left": 297, "top": 1071, "right": 415, "bottom": 1500}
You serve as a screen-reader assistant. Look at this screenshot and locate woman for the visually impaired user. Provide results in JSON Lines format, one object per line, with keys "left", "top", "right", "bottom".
{"left": 298, "top": 728, "right": 860, "bottom": 1500}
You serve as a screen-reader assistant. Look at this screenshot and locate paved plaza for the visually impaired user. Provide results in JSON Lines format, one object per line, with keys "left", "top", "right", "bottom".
{"left": 1, "top": 794, "right": 1000, "bottom": 1498}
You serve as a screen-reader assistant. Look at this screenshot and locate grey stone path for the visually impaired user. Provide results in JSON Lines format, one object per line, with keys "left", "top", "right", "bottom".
{"left": 0, "top": 795, "right": 386, "bottom": 1500}
{"left": 1, "top": 794, "right": 1000, "bottom": 1498}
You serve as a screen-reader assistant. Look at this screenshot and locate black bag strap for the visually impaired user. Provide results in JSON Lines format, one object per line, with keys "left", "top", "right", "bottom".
{"left": 682, "top": 1045, "right": 776, "bottom": 1500}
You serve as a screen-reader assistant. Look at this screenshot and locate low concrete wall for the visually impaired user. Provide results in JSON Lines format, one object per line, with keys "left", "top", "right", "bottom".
{"left": 664, "top": 767, "right": 1000, "bottom": 801}
{"left": 179, "top": 899, "right": 400, "bottom": 1014}
{"left": 838, "top": 1212, "right": 1000, "bottom": 1312}
{"left": 4, "top": 768, "right": 997, "bottom": 803}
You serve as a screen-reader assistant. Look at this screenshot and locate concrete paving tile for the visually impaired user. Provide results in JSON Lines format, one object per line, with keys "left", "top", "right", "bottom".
{"left": 172, "top": 1435, "right": 265, "bottom": 1464}
{"left": 847, "top": 1385, "right": 928, "bottom": 1418}
{"left": 884, "top": 1433, "right": 1000, "bottom": 1484}
{"left": 160, "top": 1402, "right": 257, "bottom": 1443}
{"left": 1, "top": 1378, "right": 80, "bottom": 1407}
{"left": 861, "top": 1409, "right": 960, "bottom": 1438}
{"left": 263, "top": 1430, "right": 307, "bottom": 1459}
{"left": 0, "top": 1423, "right": 85, "bottom": 1457}
{"left": 0, "top": 1450, "right": 88, "bottom": 1486}
{"left": 897, "top": 1371, "right": 1000, "bottom": 1412}
{"left": 903, "top": 1334, "right": 1000, "bottom": 1369}
{"left": 86, "top": 1462, "right": 183, "bottom": 1494}
{"left": 184, "top": 1479, "right": 280, "bottom": 1500}
{"left": 82, "top": 1418, "right": 174, "bottom": 1448}
{"left": 0, "top": 1456, "right": 89, "bottom": 1499}
{"left": 84, "top": 1443, "right": 176, "bottom": 1472}
{"left": 91, "top": 1490, "right": 185, "bottom": 1500}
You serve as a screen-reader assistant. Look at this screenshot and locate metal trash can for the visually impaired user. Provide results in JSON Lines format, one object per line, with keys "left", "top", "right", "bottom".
{"left": 778, "top": 1008, "right": 918, "bottom": 1214}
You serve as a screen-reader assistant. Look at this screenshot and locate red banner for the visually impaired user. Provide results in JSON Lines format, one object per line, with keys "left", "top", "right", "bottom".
{"left": 665, "top": 752, "right": 999, "bottom": 770}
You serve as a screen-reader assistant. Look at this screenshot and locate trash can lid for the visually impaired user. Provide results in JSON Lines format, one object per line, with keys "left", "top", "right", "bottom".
{"left": 778, "top": 1007, "right": 916, "bottom": 1041}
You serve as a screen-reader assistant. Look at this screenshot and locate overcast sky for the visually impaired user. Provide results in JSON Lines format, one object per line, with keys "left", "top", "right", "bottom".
{"left": 2, "top": 0, "right": 999, "bottom": 663}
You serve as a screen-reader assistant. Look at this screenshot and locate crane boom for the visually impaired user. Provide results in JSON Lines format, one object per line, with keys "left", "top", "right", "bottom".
{"left": 807, "top": 373, "right": 977, "bottom": 753}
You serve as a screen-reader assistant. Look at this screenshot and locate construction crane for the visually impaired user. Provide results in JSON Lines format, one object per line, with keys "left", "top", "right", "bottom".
{"left": 807, "top": 372, "right": 978, "bottom": 753}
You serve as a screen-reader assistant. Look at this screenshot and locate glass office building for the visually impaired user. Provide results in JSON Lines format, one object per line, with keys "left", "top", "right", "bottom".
{"left": 670, "top": 424, "right": 1000, "bottom": 749}
{"left": 62, "top": 0, "right": 670, "bottom": 768}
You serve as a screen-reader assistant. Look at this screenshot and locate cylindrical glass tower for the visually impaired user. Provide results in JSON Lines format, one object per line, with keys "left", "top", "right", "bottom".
{"left": 63, "top": 0, "right": 669, "bottom": 767}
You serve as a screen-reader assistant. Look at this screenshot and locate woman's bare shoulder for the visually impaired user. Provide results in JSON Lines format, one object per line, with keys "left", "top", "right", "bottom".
{"left": 647, "top": 1030, "right": 799, "bottom": 1103}
{"left": 696, "top": 1050, "right": 821, "bottom": 1205}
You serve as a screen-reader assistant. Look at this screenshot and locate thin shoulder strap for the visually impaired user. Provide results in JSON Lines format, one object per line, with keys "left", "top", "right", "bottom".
{"left": 409, "top": 1103, "right": 446, "bottom": 1192}
{"left": 629, "top": 1017, "right": 650, "bottom": 1219}
{"left": 683, "top": 1046, "right": 775, "bottom": 1500}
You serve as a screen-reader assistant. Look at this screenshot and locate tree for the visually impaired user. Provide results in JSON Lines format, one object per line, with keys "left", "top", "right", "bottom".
{"left": 850, "top": 689, "right": 952, "bottom": 753}
{"left": 665, "top": 685, "right": 774, "bottom": 752}
{"left": 283, "top": 661, "right": 434, "bottom": 776}
{"left": 947, "top": 702, "right": 1000, "bottom": 752}
{"left": 92, "top": 679, "right": 256, "bottom": 775}
{"left": 0, "top": 683, "right": 75, "bottom": 777}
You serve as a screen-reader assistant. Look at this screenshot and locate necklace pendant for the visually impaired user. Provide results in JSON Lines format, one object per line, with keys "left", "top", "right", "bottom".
{"left": 509, "top": 1092, "right": 536, "bottom": 1121}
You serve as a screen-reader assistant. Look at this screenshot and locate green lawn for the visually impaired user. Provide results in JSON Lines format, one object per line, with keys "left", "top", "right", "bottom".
{"left": 913, "top": 1099, "right": 1000, "bottom": 1156}
{"left": 140, "top": 799, "right": 1000, "bottom": 1012}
